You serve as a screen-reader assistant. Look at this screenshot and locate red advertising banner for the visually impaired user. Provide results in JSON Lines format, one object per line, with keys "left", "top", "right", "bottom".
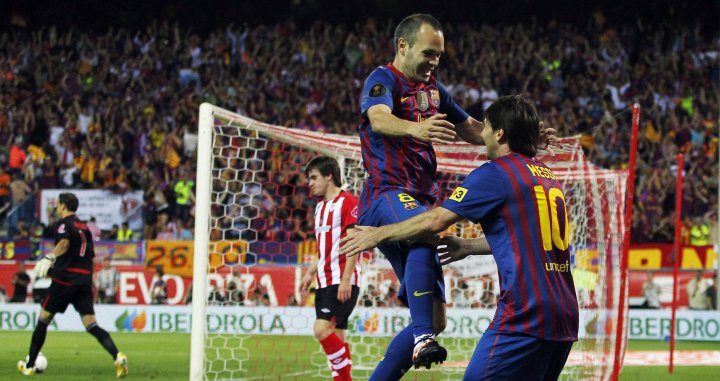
{"left": 0, "top": 264, "right": 298, "bottom": 306}
{"left": 628, "top": 244, "right": 716, "bottom": 270}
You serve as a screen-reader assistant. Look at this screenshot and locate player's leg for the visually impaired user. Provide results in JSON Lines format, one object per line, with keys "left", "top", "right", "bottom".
{"left": 463, "top": 331, "right": 553, "bottom": 381}
{"left": 542, "top": 341, "right": 573, "bottom": 381}
{"left": 368, "top": 297, "right": 446, "bottom": 380}
{"left": 330, "top": 285, "right": 359, "bottom": 381}
{"left": 368, "top": 325, "right": 414, "bottom": 381}
{"left": 314, "top": 285, "right": 352, "bottom": 381}
{"left": 19, "top": 282, "right": 65, "bottom": 375}
{"left": 75, "top": 284, "right": 127, "bottom": 378}
{"left": 380, "top": 192, "right": 446, "bottom": 367}
{"left": 18, "top": 307, "right": 55, "bottom": 375}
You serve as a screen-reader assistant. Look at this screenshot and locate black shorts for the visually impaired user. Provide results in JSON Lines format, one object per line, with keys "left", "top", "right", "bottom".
{"left": 42, "top": 281, "right": 95, "bottom": 315}
{"left": 314, "top": 285, "right": 360, "bottom": 330}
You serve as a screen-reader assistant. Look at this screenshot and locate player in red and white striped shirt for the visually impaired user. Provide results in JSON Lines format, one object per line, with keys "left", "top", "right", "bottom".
{"left": 300, "top": 156, "right": 360, "bottom": 381}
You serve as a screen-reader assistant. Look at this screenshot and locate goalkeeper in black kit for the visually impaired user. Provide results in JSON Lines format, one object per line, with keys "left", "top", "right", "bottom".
{"left": 18, "top": 192, "right": 129, "bottom": 378}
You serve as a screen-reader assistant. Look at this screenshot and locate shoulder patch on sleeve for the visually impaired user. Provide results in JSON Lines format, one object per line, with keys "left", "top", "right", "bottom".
{"left": 57, "top": 223, "right": 65, "bottom": 234}
{"left": 449, "top": 187, "right": 469, "bottom": 202}
{"left": 369, "top": 84, "right": 386, "bottom": 97}
{"left": 350, "top": 205, "right": 358, "bottom": 218}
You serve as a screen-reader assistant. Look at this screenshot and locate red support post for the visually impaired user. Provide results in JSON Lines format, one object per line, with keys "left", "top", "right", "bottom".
{"left": 670, "top": 153, "right": 684, "bottom": 373}
{"left": 612, "top": 104, "right": 640, "bottom": 380}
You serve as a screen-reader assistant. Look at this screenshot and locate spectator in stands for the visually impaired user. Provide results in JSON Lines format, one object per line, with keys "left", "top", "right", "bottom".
{"left": 226, "top": 276, "right": 245, "bottom": 305}
{"left": 0, "top": 167, "right": 11, "bottom": 215}
{"left": 641, "top": 272, "right": 661, "bottom": 309}
{"left": 87, "top": 217, "right": 102, "bottom": 241}
{"left": 10, "top": 262, "right": 30, "bottom": 303}
{"left": 8, "top": 136, "right": 27, "bottom": 175}
{"left": 96, "top": 257, "right": 120, "bottom": 304}
{"left": 706, "top": 271, "right": 718, "bottom": 310}
{"left": 0, "top": 11, "right": 717, "bottom": 246}
{"left": 184, "top": 283, "right": 193, "bottom": 304}
{"left": 105, "top": 224, "right": 119, "bottom": 240}
{"left": 150, "top": 266, "right": 168, "bottom": 304}
{"left": 177, "top": 219, "right": 194, "bottom": 240}
{"left": 155, "top": 212, "right": 178, "bottom": 240}
{"left": 12, "top": 218, "right": 31, "bottom": 240}
{"left": 9, "top": 173, "right": 34, "bottom": 232}
{"left": 173, "top": 172, "right": 195, "bottom": 222}
{"left": 287, "top": 294, "right": 299, "bottom": 306}
{"left": 687, "top": 270, "right": 710, "bottom": 310}
{"left": 117, "top": 221, "right": 133, "bottom": 241}
{"left": 208, "top": 285, "right": 225, "bottom": 305}
{"left": 260, "top": 293, "right": 271, "bottom": 306}
{"left": 690, "top": 217, "right": 710, "bottom": 245}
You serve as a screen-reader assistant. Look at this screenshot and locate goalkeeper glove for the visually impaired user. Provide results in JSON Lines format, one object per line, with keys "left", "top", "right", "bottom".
{"left": 34, "top": 254, "right": 56, "bottom": 278}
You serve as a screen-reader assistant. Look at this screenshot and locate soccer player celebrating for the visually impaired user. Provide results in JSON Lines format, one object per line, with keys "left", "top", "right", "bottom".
{"left": 300, "top": 156, "right": 361, "bottom": 381}
{"left": 344, "top": 95, "right": 579, "bottom": 380}
{"left": 358, "top": 13, "right": 484, "bottom": 375}
{"left": 18, "top": 193, "right": 128, "bottom": 378}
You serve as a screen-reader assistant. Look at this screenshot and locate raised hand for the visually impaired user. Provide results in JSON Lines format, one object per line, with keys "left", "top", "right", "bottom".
{"left": 538, "top": 122, "right": 562, "bottom": 156}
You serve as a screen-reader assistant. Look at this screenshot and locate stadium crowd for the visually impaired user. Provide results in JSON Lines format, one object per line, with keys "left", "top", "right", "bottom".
{"left": 0, "top": 14, "right": 718, "bottom": 246}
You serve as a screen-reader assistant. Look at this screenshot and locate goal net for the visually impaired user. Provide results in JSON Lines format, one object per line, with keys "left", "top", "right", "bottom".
{"left": 190, "top": 103, "right": 630, "bottom": 380}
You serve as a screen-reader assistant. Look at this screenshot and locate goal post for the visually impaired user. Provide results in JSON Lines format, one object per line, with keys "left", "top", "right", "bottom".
{"left": 190, "top": 103, "right": 631, "bottom": 380}
{"left": 190, "top": 103, "right": 215, "bottom": 381}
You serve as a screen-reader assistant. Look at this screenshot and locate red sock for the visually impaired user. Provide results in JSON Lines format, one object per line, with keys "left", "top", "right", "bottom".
{"left": 320, "top": 333, "right": 352, "bottom": 381}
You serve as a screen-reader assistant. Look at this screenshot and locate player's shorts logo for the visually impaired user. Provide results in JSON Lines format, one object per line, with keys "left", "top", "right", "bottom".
{"left": 429, "top": 89, "right": 440, "bottom": 107}
{"left": 449, "top": 187, "right": 468, "bottom": 202}
{"left": 417, "top": 91, "right": 429, "bottom": 111}
{"left": 321, "top": 308, "right": 331, "bottom": 313}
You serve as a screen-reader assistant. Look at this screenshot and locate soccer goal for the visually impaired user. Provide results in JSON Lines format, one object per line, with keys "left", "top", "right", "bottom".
{"left": 190, "top": 103, "right": 630, "bottom": 380}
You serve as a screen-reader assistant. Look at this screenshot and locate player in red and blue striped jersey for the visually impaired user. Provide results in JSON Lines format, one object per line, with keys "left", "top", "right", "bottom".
{"left": 357, "top": 14, "right": 486, "bottom": 376}
{"left": 343, "top": 95, "right": 579, "bottom": 380}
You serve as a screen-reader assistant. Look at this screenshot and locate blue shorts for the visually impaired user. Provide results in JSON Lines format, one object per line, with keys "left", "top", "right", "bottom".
{"left": 464, "top": 330, "right": 573, "bottom": 381}
{"left": 359, "top": 190, "right": 445, "bottom": 304}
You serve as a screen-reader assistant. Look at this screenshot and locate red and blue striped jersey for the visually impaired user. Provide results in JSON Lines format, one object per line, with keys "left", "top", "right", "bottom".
{"left": 358, "top": 63, "right": 468, "bottom": 211}
{"left": 441, "top": 152, "right": 579, "bottom": 341}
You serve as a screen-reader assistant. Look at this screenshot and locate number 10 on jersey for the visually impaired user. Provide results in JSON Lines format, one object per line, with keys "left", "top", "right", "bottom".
{"left": 533, "top": 185, "right": 570, "bottom": 251}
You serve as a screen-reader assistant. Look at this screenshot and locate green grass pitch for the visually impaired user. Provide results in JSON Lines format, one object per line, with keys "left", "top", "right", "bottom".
{"left": 1, "top": 331, "right": 718, "bottom": 380}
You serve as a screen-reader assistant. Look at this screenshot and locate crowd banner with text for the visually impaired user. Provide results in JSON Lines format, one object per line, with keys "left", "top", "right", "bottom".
{"left": 0, "top": 239, "right": 36, "bottom": 261}
{"left": 40, "top": 189, "right": 144, "bottom": 231}
{"left": 38, "top": 240, "right": 144, "bottom": 261}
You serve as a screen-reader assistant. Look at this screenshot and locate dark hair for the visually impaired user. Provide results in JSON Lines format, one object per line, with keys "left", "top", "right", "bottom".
{"left": 485, "top": 95, "right": 540, "bottom": 157}
{"left": 305, "top": 155, "right": 342, "bottom": 187}
{"left": 58, "top": 192, "right": 79, "bottom": 212}
{"left": 394, "top": 14, "right": 443, "bottom": 54}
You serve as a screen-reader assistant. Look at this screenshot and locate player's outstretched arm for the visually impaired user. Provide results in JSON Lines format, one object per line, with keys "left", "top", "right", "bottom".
{"left": 437, "top": 236, "right": 492, "bottom": 266}
{"left": 455, "top": 117, "right": 485, "bottom": 145}
{"left": 34, "top": 238, "right": 70, "bottom": 278}
{"left": 340, "top": 207, "right": 462, "bottom": 257}
{"left": 367, "top": 105, "right": 456, "bottom": 144}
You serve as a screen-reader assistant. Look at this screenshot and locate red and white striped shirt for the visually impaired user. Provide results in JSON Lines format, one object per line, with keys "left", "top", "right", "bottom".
{"left": 313, "top": 191, "right": 361, "bottom": 289}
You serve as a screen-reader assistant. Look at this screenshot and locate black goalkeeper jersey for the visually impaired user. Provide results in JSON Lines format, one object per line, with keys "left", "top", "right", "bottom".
{"left": 51, "top": 215, "right": 95, "bottom": 285}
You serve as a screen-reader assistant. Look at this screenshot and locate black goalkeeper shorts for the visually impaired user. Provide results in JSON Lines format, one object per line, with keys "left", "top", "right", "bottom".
{"left": 42, "top": 281, "right": 95, "bottom": 315}
{"left": 314, "top": 285, "right": 359, "bottom": 330}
